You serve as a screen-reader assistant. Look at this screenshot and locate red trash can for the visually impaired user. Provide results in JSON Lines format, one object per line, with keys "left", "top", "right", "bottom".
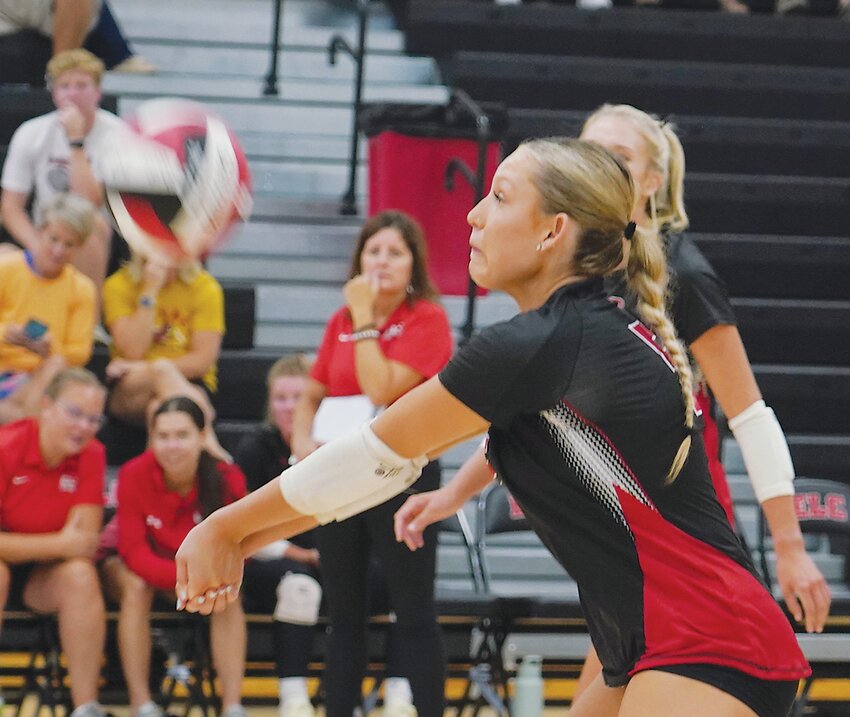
{"left": 361, "top": 103, "right": 506, "bottom": 297}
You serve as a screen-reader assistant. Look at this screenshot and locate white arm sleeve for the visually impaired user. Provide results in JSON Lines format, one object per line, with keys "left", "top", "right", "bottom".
{"left": 727, "top": 400, "right": 795, "bottom": 504}
{"left": 279, "top": 422, "right": 427, "bottom": 525}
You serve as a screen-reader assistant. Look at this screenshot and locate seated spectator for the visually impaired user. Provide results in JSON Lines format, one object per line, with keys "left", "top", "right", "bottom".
{"left": 100, "top": 396, "right": 248, "bottom": 717}
{"left": 0, "top": 193, "right": 97, "bottom": 425}
{"left": 102, "top": 250, "right": 230, "bottom": 461}
{"left": 0, "top": 0, "right": 101, "bottom": 84}
{"left": 0, "top": 367, "right": 108, "bottom": 717}
{"left": 84, "top": 1, "right": 157, "bottom": 73}
{"left": 237, "top": 354, "right": 322, "bottom": 717}
{"left": 0, "top": 48, "right": 123, "bottom": 294}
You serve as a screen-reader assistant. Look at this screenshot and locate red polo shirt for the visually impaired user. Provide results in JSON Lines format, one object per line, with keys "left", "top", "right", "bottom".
{"left": 0, "top": 418, "right": 105, "bottom": 534}
{"left": 116, "top": 451, "right": 247, "bottom": 591}
{"left": 311, "top": 299, "right": 453, "bottom": 397}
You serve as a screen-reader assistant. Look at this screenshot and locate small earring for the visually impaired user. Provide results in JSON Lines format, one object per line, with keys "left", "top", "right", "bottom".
{"left": 535, "top": 243, "right": 543, "bottom": 251}
{"left": 406, "top": 284, "right": 414, "bottom": 295}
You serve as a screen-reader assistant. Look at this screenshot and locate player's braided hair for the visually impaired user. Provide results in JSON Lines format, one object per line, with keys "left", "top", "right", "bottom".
{"left": 627, "top": 224, "right": 695, "bottom": 482}
{"left": 523, "top": 137, "right": 694, "bottom": 482}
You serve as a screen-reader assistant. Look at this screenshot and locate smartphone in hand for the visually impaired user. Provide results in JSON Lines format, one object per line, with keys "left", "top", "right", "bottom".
{"left": 23, "top": 318, "right": 48, "bottom": 341}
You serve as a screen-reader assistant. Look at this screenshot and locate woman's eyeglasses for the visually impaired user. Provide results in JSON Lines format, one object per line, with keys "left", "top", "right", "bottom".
{"left": 56, "top": 400, "right": 107, "bottom": 430}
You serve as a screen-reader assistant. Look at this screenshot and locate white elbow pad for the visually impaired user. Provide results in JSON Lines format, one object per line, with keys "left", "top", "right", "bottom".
{"left": 279, "top": 423, "right": 427, "bottom": 524}
{"left": 727, "top": 400, "right": 795, "bottom": 504}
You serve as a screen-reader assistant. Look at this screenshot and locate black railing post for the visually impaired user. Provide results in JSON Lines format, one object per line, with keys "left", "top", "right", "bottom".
{"left": 444, "top": 89, "right": 492, "bottom": 344}
{"left": 328, "top": 0, "right": 370, "bottom": 215}
{"left": 263, "top": 0, "right": 284, "bottom": 96}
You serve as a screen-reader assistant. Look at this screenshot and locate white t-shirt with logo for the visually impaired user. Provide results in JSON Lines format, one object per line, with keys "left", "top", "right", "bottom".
{"left": 1, "top": 108, "right": 125, "bottom": 223}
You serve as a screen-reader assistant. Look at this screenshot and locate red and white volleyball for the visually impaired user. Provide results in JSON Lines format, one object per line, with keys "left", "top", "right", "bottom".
{"left": 103, "top": 98, "right": 252, "bottom": 264}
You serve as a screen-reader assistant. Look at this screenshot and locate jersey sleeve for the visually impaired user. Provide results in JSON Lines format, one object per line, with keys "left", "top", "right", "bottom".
{"left": 102, "top": 269, "right": 138, "bottom": 329}
{"left": 439, "top": 309, "right": 579, "bottom": 429}
{"left": 384, "top": 301, "right": 453, "bottom": 379}
{"left": 191, "top": 274, "right": 225, "bottom": 334}
{"left": 0, "top": 122, "right": 36, "bottom": 193}
{"left": 667, "top": 239, "right": 737, "bottom": 345}
{"left": 71, "top": 441, "right": 105, "bottom": 507}
{"left": 116, "top": 462, "right": 177, "bottom": 591}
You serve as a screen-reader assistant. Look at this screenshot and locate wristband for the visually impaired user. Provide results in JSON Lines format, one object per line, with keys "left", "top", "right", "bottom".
{"left": 138, "top": 295, "right": 155, "bottom": 309}
{"left": 351, "top": 328, "right": 380, "bottom": 342}
{"left": 69, "top": 139, "right": 85, "bottom": 149}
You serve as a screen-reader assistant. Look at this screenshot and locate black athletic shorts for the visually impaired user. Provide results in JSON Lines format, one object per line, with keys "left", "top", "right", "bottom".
{"left": 654, "top": 663, "right": 799, "bottom": 717}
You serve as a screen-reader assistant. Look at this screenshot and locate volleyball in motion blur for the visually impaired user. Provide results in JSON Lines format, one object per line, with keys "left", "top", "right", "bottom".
{"left": 102, "top": 98, "right": 252, "bottom": 264}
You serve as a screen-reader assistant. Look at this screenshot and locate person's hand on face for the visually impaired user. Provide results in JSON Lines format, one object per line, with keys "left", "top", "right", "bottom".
{"left": 141, "top": 259, "right": 171, "bottom": 296}
{"left": 58, "top": 103, "right": 87, "bottom": 143}
{"left": 343, "top": 273, "right": 379, "bottom": 319}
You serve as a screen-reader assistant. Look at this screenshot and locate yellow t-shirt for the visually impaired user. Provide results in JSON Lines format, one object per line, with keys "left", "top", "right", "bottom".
{"left": 0, "top": 251, "right": 96, "bottom": 372}
{"left": 102, "top": 267, "right": 225, "bottom": 392}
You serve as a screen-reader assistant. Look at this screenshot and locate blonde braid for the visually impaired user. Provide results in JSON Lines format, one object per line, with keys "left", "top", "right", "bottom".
{"left": 627, "top": 224, "right": 695, "bottom": 482}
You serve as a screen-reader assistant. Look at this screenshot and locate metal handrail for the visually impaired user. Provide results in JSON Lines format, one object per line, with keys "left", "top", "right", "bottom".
{"left": 443, "top": 89, "right": 493, "bottom": 344}
{"left": 263, "top": 0, "right": 284, "bottom": 96}
{"left": 328, "top": 0, "right": 371, "bottom": 215}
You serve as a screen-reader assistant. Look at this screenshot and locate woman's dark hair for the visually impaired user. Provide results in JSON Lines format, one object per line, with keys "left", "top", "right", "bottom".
{"left": 347, "top": 210, "right": 440, "bottom": 304}
{"left": 153, "top": 395, "right": 223, "bottom": 518}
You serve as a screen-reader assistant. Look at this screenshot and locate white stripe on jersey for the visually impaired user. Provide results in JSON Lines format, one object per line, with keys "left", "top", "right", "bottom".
{"left": 540, "top": 402, "right": 656, "bottom": 538}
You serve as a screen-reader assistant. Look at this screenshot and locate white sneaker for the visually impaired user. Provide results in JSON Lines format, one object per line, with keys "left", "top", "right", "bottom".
{"left": 69, "top": 702, "right": 107, "bottom": 717}
{"left": 280, "top": 696, "right": 315, "bottom": 717}
{"left": 135, "top": 702, "right": 165, "bottom": 717}
{"left": 382, "top": 701, "right": 417, "bottom": 717}
{"left": 221, "top": 706, "right": 249, "bottom": 717}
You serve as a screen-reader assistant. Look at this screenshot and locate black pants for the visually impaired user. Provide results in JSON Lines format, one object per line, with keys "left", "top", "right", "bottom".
{"left": 242, "top": 532, "right": 320, "bottom": 679}
{"left": 319, "top": 461, "right": 446, "bottom": 717}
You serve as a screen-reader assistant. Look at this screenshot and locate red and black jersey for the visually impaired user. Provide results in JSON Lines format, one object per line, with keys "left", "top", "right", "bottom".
{"left": 606, "top": 232, "right": 739, "bottom": 526}
{"left": 440, "top": 278, "right": 808, "bottom": 687}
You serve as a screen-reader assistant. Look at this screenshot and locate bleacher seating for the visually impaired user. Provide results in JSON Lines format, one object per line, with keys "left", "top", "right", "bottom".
{"left": 3, "top": 0, "right": 850, "bottom": 708}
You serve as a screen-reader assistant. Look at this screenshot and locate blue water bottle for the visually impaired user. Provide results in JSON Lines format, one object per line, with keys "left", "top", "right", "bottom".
{"left": 511, "top": 654, "right": 544, "bottom": 717}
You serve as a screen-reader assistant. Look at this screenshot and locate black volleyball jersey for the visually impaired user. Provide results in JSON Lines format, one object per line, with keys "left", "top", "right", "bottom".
{"left": 605, "top": 232, "right": 737, "bottom": 347}
{"left": 439, "top": 278, "right": 808, "bottom": 687}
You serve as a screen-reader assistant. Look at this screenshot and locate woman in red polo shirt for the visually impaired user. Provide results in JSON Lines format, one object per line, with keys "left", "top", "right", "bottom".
{"left": 291, "top": 211, "right": 453, "bottom": 717}
{"left": 101, "top": 396, "right": 248, "bottom": 717}
{"left": 0, "top": 367, "right": 108, "bottom": 717}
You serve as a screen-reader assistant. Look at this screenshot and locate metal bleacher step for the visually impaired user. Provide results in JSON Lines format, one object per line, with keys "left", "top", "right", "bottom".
{"left": 105, "top": 73, "right": 447, "bottom": 108}
{"left": 124, "top": 43, "right": 438, "bottom": 84}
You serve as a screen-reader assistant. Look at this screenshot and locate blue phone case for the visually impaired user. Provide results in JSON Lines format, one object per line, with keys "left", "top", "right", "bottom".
{"left": 23, "top": 319, "right": 48, "bottom": 340}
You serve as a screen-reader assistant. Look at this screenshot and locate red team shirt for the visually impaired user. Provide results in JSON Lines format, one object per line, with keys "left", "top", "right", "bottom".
{"left": 116, "top": 451, "right": 247, "bottom": 591}
{"left": 0, "top": 418, "right": 105, "bottom": 533}
{"left": 310, "top": 299, "right": 453, "bottom": 396}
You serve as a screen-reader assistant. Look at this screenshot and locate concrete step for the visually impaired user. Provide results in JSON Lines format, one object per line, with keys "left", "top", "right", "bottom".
{"left": 225, "top": 220, "right": 356, "bottom": 258}
{"left": 122, "top": 43, "right": 438, "bottom": 83}
{"left": 110, "top": 0, "right": 398, "bottom": 46}
{"left": 105, "top": 73, "right": 448, "bottom": 107}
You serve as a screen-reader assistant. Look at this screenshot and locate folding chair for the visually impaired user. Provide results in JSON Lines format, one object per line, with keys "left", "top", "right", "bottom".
{"left": 5, "top": 612, "right": 71, "bottom": 717}
{"left": 150, "top": 612, "right": 219, "bottom": 717}
{"left": 757, "top": 478, "right": 850, "bottom": 717}
{"left": 444, "top": 483, "right": 539, "bottom": 717}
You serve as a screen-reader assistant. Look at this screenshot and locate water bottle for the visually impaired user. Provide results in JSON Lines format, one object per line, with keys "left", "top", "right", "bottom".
{"left": 511, "top": 654, "right": 544, "bottom": 717}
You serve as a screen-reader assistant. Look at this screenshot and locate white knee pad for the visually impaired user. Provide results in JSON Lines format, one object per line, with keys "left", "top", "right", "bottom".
{"left": 279, "top": 423, "right": 427, "bottom": 524}
{"left": 274, "top": 572, "right": 322, "bottom": 626}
